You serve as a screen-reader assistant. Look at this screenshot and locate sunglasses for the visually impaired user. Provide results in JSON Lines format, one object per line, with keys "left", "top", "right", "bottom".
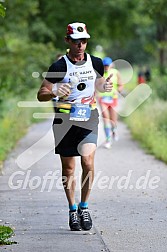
{"left": 70, "top": 38, "right": 88, "bottom": 44}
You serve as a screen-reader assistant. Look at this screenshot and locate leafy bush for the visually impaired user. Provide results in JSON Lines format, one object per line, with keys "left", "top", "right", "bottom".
{"left": 125, "top": 99, "right": 167, "bottom": 163}
{"left": 0, "top": 36, "right": 56, "bottom": 103}
{"left": 150, "top": 68, "right": 167, "bottom": 101}
{"left": 0, "top": 225, "right": 17, "bottom": 245}
{"left": 0, "top": 89, "right": 52, "bottom": 165}
{"left": 155, "top": 75, "right": 167, "bottom": 101}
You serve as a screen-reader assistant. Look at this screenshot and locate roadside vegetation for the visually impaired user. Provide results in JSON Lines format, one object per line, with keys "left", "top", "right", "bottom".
{"left": 0, "top": 90, "right": 52, "bottom": 168}
{"left": 0, "top": 225, "right": 17, "bottom": 245}
{"left": 124, "top": 69, "right": 167, "bottom": 163}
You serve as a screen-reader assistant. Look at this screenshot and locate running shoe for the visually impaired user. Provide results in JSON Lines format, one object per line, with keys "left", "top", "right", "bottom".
{"left": 104, "top": 141, "right": 112, "bottom": 149}
{"left": 69, "top": 210, "right": 81, "bottom": 231}
{"left": 78, "top": 207, "right": 92, "bottom": 230}
{"left": 113, "top": 131, "right": 119, "bottom": 141}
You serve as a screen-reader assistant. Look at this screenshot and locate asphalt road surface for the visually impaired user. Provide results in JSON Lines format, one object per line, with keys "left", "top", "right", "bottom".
{"left": 0, "top": 116, "right": 167, "bottom": 252}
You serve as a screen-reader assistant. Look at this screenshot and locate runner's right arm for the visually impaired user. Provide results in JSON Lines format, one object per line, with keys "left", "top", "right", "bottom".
{"left": 37, "top": 79, "right": 54, "bottom": 101}
{"left": 37, "top": 57, "right": 67, "bottom": 102}
{"left": 37, "top": 79, "right": 71, "bottom": 102}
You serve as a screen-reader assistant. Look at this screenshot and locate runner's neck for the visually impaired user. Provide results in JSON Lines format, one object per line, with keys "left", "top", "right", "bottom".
{"left": 67, "top": 52, "right": 85, "bottom": 62}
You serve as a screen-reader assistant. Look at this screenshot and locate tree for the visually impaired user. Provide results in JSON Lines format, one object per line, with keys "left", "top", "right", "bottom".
{"left": 0, "top": 0, "right": 56, "bottom": 103}
{"left": 141, "top": 0, "right": 167, "bottom": 73}
{"left": 0, "top": 1, "right": 6, "bottom": 18}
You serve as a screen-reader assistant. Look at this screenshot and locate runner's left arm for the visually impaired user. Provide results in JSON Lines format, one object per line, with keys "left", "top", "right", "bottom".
{"left": 117, "top": 71, "right": 123, "bottom": 93}
{"left": 95, "top": 76, "right": 113, "bottom": 93}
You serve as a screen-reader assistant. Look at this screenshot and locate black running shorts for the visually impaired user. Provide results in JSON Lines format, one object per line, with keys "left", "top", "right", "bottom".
{"left": 52, "top": 109, "right": 99, "bottom": 157}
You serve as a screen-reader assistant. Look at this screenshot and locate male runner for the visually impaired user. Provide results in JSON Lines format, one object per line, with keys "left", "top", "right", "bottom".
{"left": 37, "top": 22, "right": 112, "bottom": 231}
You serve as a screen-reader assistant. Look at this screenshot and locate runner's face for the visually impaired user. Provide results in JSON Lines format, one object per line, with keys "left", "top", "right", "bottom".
{"left": 67, "top": 38, "right": 88, "bottom": 55}
{"left": 104, "top": 65, "right": 110, "bottom": 72}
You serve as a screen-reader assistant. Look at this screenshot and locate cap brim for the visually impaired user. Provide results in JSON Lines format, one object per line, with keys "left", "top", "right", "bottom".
{"left": 70, "top": 33, "right": 90, "bottom": 39}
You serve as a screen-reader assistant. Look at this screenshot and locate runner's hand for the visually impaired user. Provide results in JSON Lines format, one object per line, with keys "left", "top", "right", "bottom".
{"left": 104, "top": 74, "right": 113, "bottom": 92}
{"left": 52, "top": 83, "right": 71, "bottom": 97}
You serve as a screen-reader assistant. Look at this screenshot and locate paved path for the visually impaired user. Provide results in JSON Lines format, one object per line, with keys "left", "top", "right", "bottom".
{"left": 0, "top": 116, "right": 167, "bottom": 252}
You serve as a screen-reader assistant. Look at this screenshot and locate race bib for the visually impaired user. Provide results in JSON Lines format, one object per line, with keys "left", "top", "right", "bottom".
{"left": 70, "top": 104, "right": 91, "bottom": 121}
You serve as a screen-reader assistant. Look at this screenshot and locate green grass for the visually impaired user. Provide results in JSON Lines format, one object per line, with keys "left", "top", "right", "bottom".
{"left": 122, "top": 67, "right": 167, "bottom": 163}
{"left": 0, "top": 89, "right": 52, "bottom": 169}
{"left": 0, "top": 225, "right": 17, "bottom": 245}
{"left": 124, "top": 95, "right": 167, "bottom": 163}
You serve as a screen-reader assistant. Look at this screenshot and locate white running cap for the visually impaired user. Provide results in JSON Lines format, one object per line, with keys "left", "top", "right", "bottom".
{"left": 66, "top": 22, "right": 90, "bottom": 39}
